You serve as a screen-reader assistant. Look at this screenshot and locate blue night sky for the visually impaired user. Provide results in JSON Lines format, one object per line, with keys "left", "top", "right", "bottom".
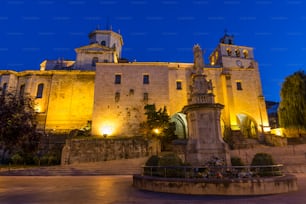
{"left": 0, "top": 0, "right": 305, "bottom": 102}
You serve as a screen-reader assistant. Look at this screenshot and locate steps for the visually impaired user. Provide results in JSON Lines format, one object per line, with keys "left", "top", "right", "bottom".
{"left": 0, "top": 157, "right": 148, "bottom": 176}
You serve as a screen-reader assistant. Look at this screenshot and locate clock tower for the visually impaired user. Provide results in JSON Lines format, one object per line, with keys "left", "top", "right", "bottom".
{"left": 208, "top": 32, "right": 270, "bottom": 138}
{"left": 209, "top": 33, "right": 255, "bottom": 69}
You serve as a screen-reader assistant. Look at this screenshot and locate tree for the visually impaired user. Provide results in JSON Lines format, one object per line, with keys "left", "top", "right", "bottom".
{"left": 140, "top": 104, "right": 176, "bottom": 150}
{"left": 278, "top": 71, "right": 306, "bottom": 133}
{"left": 0, "top": 91, "right": 41, "bottom": 163}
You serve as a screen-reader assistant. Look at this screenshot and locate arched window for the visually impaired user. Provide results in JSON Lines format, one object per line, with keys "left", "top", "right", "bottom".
{"left": 19, "top": 84, "right": 25, "bottom": 97}
{"left": 2, "top": 83, "right": 7, "bottom": 95}
{"left": 226, "top": 48, "right": 232, "bottom": 56}
{"left": 210, "top": 56, "right": 215, "bottom": 65}
{"left": 243, "top": 49, "right": 249, "bottom": 58}
{"left": 235, "top": 49, "right": 240, "bottom": 57}
{"left": 36, "top": 83, "right": 44, "bottom": 98}
{"left": 92, "top": 57, "right": 99, "bottom": 66}
{"left": 101, "top": 41, "right": 106, "bottom": 46}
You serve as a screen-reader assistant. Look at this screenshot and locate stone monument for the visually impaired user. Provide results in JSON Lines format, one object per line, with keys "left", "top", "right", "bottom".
{"left": 183, "top": 44, "right": 231, "bottom": 166}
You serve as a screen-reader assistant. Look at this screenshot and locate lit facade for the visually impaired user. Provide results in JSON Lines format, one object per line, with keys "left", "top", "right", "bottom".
{"left": 0, "top": 29, "right": 269, "bottom": 138}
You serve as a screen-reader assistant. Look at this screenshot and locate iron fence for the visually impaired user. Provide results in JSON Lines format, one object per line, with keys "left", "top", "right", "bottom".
{"left": 142, "top": 164, "right": 284, "bottom": 179}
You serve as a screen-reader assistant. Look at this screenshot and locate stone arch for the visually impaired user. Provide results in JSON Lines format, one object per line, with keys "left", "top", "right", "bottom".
{"left": 170, "top": 113, "right": 188, "bottom": 139}
{"left": 236, "top": 113, "right": 258, "bottom": 138}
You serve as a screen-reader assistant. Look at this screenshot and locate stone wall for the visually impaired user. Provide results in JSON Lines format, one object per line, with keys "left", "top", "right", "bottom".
{"left": 61, "top": 137, "right": 160, "bottom": 165}
{"left": 230, "top": 144, "right": 306, "bottom": 165}
{"left": 265, "top": 134, "right": 288, "bottom": 146}
{"left": 133, "top": 174, "right": 298, "bottom": 195}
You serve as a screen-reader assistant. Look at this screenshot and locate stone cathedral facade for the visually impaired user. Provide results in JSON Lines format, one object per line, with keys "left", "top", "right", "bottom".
{"left": 0, "top": 29, "right": 270, "bottom": 139}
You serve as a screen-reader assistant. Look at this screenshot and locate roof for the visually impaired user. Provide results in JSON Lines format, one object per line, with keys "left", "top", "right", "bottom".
{"left": 74, "top": 43, "right": 114, "bottom": 53}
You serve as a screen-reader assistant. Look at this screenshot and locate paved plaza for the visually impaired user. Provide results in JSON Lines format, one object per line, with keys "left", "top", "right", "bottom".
{"left": 0, "top": 174, "right": 306, "bottom": 204}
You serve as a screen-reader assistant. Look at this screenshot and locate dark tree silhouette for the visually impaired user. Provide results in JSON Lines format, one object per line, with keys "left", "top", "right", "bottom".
{"left": 0, "top": 91, "right": 41, "bottom": 163}
{"left": 140, "top": 104, "right": 176, "bottom": 150}
{"left": 278, "top": 71, "right": 306, "bottom": 133}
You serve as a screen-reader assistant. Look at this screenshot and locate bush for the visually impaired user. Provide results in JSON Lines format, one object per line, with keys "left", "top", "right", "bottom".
{"left": 231, "top": 156, "right": 244, "bottom": 166}
{"left": 10, "top": 154, "right": 23, "bottom": 165}
{"left": 158, "top": 153, "right": 184, "bottom": 178}
{"left": 158, "top": 153, "right": 182, "bottom": 166}
{"left": 145, "top": 155, "right": 160, "bottom": 166}
{"left": 144, "top": 155, "right": 160, "bottom": 176}
{"left": 144, "top": 153, "right": 185, "bottom": 178}
{"left": 251, "top": 153, "right": 275, "bottom": 166}
{"left": 251, "top": 153, "right": 280, "bottom": 177}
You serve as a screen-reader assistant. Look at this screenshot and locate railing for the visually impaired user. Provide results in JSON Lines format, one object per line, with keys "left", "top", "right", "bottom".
{"left": 142, "top": 164, "right": 284, "bottom": 179}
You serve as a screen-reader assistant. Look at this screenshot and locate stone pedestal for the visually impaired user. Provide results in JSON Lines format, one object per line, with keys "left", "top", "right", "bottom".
{"left": 183, "top": 103, "right": 231, "bottom": 166}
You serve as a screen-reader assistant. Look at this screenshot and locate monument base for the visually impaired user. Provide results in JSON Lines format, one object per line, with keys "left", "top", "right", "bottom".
{"left": 186, "top": 142, "right": 231, "bottom": 166}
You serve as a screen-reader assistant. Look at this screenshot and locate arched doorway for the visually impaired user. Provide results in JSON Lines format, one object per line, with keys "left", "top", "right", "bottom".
{"left": 170, "top": 113, "right": 188, "bottom": 139}
{"left": 236, "top": 113, "right": 258, "bottom": 138}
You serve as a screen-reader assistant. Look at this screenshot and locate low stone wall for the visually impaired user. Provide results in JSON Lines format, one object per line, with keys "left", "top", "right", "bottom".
{"left": 133, "top": 174, "right": 298, "bottom": 196}
{"left": 61, "top": 137, "right": 160, "bottom": 165}
{"left": 265, "top": 134, "right": 288, "bottom": 146}
{"left": 230, "top": 144, "right": 306, "bottom": 165}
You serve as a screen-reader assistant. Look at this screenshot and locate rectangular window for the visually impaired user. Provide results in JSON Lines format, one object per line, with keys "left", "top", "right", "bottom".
{"left": 115, "top": 74, "right": 121, "bottom": 84}
{"left": 129, "top": 89, "right": 134, "bottom": 96}
{"left": 236, "top": 81, "right": 243, "bottom": 90}
{"left": 143, "top": 74, "right": 149, "bottom": 84}
{"left": 143, "top": 92, "right": 148, "bottom": 101}
{"left": 115, "top": 92, "right": 120, "bottom": 102}
{"left": 176, "top": 81, "right": 182, "bottom": 90}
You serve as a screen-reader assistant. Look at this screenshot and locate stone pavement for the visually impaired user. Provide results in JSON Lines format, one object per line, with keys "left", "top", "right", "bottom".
{"left": 0, "top": 174, "right": 306, "bottom": 204}
{"left": 0, "top": 157, "right": 148, "bottom": 176}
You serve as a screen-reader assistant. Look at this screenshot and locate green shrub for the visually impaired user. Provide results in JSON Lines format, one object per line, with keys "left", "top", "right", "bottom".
{"left": 251, "top": 153, "right": 275, "bottom": 166}
{"left": 47, "top": 155, "right": 59, "bottom": 165}
{"left": 158, "top": 153, "right": 184, "bottom": 178}
{"left": 11, "top": 154, "right": 23, "bottom": 165}
{"left": 145, "top": 155, "right": 160, "bottom": 166}
{"left": 251, "top": 153, "right": 280, "bottom": 177}
{"left": 231, "top": 156, "right": 244, "bottom": 166}
{"left": 158, "top": 153, "right": 182, "bottom": 166}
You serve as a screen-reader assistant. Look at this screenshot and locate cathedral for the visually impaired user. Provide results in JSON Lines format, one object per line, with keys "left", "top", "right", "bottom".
{"left": 0, "top": 28, "right": 270, "bottom": 139}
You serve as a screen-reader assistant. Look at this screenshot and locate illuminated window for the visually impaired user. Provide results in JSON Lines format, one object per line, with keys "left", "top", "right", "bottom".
{"left": 19, "top": 84, "right": 25, "bottom": 97}
{"left": 236, "top": 81, "right": 243, "bottom": 90}
{"left": 2, "top": 83, "right": 7, "bottom": 95}
{"left": 176, "top": 81, "right": 182, "bottom": 90}
{"left": 243, "top": 49, "right": 249, "bottom": 58}
{"left": 36, "top": 83, "right": 44, "bottom": 98}
{"left": 143, "top": 92, "right": 149, "bottom": 101}
{"left": 115, "top": 74, "right": 121, "bottom": 84}
{"left": 226, "top": 48, "right": 232, "bottom": 56}
{"left": 101, "top": 41, "right": 106, "bottom": 46}
{"left": 210, "top": 56, "right": 215, "bottom": 65}
{"left": 92, "top": 57, "right": 99, "bottom": 66}
{"left": 143, "top": 74, "right": 149, "bottom": 84}
{"left": 235, "top": 49, "right": 240, "bottom": 57}
{"left": 115, "top": 92, "right": 120, "bottom": 102}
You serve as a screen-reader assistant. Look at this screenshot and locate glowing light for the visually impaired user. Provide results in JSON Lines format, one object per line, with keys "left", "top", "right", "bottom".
{"left": 34, "top": 105, "right": 41, "bottom": 112}
{"left": 153, "top": 128, "right": 160, "bottom": 135}
{"left": 100, "top": 125, "right": 113, "bottom": 136}
{"left": 271, "top": 128, "right": 283, "bottom": 136}
{"left": 263, "top": 126, "right": 271, "bottom": 132}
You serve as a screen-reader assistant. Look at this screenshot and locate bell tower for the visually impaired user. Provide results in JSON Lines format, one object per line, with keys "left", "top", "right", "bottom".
{"left": 88, "top": 29, "right": 123, "bottom": 59}
{"left": 74, "top": 28, "right": 124, "bottom": 70}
